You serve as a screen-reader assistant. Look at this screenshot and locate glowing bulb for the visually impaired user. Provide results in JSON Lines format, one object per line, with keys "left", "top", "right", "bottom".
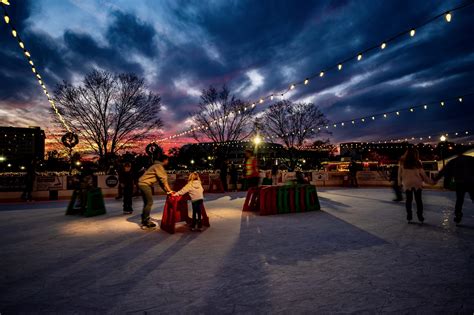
{"left": 304, "top": 78, "right": 309, "bottom": 85}
{"left": 259, "top": 98, "right": 263, "bottom": 103}
{"left": 445, "top": 12, "right": 452, "bottom": 22}
{"left": 253, "top": 135, "right": 262, "bottom": 145}
{"left": 440, "top": 135, "right": 447, "bottom": 142}
{"left": 11, "top": 29, "right": 17, "bottom": 37}
{"left": 410, "top": 29, "right": 415, "bottom": 37}
{"left": 383, "top": 114, "right": 387, "bottom": 118}
{"left": 4, "top": 15, "right": 9, "bottom": 23}
{"left": 290, "top": 84, "right": 295, "bottom": 90}
{"left": 396, "top": 111, "right": 400, "bottom": 115}
{"left": 338, "top": 64, "right": 342, "bottom": 70}
{"left": 440, "top": 101, "right": 444, "bottom": 106}
{"left": 319, "top": 71, "right": 324, "bottom": 77}
{"left": 357, "top": 54, "right": 362, "bottom": 61}
{"left": 458, "top": 97, "right": 463, "bottom": 102}
{"left": 19, "top": 41, "right": 24, "bottom": 49}
{"left": 351, "top": 120, "right": 355, "bottom": 124}
{"left": 25, "top": 51, "right": 30, "bottom": 57}
{"left": 270, "top": 95, "right": 274, "bottom": 100}
{"left": 361, "top": 118, "right": 365, "bottom": 122}
{"left": 381, "top": 42, "right": 386, "bottom": 49}
{"left": 410, "top": 108, "right": 414, "bottom": 112}
{"left": 371, "top": 116, "right": 375, "bottom": 120}
{"left": 29, "top": 60, "right": 34, "bottom": 66}
{"left": 31, "top": 67, "right": 36, "bottom": 73}
{"left": 423, "top": 105, "right": 428, "bottom": 109}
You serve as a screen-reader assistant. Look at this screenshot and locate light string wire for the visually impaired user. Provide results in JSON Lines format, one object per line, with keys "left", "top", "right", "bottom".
{"left": 1, "top": 2, "right": 71, "bottom": 132}
{"left": 159, "top": 0, "right": 474, "bottom": 141}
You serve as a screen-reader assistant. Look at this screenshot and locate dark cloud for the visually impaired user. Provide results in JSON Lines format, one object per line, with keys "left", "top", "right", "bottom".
{"left": 0, "top": 0, "right": 473, "bottom": 144}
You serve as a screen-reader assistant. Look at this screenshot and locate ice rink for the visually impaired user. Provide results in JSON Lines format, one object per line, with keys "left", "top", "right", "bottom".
{"left": 1, "top": 188, "right": 473, "bottom": 313}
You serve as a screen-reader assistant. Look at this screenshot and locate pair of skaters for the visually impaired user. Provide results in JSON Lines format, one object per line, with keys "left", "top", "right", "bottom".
{"left": 398, "top": 148, "right": 474, "bottom": 224}
{"left": 121, "top": 155, "right": 205, "bottom": 231}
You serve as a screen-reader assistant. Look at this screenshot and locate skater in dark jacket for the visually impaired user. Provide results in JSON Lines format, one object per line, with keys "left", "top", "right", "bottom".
{"left": 435, "top": 154, "right": 474, "bottom": 224}
{"left": 120, "top": 162, "right": 135, "bottom": 214}
{"left": 390, "top": 164, "right": 403, "bottom": 202}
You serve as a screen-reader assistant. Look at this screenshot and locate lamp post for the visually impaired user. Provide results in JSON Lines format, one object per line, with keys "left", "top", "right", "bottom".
{"left": 440, "top": 135, "right": 447, "bottom": 168}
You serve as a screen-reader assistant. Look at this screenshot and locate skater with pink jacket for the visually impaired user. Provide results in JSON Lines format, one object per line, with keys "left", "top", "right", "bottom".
{"left": 398, "top": 148, "right": 434, "bottom": 223}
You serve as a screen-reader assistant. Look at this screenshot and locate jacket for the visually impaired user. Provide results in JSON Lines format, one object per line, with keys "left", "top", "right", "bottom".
{"left": 398, "top": 164, "right": 433, "bottom": 190}
{"left": 138, "top": 162, "right": 171, "bottom": 192}
{"left": 176, "top": 180, "right": 204, "bottom": 201}
{"left": 437, "top": 155, "right": 474, "bottom": 188}
{"left": 245, "top": 156, "right": 259, "bottom": 178}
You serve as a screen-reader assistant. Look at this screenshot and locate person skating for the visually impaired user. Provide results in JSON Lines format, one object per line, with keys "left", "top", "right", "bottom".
{"left": 244, "top": 149, "right": 259, "bottom": 189}
{"left": 435, "top": 153, "right": 474, "bottom": 224}
{"left": 390, "top": 164, "right": 403, "bottom": 202}
{"left": 174, "top": 172, "right": 205, "bottom": 231}
{"left": 119, "top": 162, "right": 135, "bottom": 215}
{"left": 138, "top": 155, "right": 173, "bottom": 229}
{"left": 398, "top": 148, "right": 434, "bottom": 223}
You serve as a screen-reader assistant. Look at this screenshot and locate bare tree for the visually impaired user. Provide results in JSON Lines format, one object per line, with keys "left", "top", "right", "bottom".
{"left": 257, "top": 100, "right": 329, "bottom": 169}
{"left": 191, "top": 85, "right": 256, "bottom": 143}
{"left": 53, "top": 70, "right": 162, "bottom": 159}
{"left": 257, "top": 100, "right": 329, "bottom": 147}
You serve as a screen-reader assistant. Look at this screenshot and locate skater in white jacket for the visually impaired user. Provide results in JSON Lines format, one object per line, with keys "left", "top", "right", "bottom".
{"left": 174, "top": 173, "right": 205, "bottom": 231}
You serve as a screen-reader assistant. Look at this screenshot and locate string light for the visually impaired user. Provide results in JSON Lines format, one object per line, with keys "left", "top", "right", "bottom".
{"left": 445, "top": 12, "right": 452, "bottom": 22}
{"left": 1, "top": 3, "right": 70, "bottom": 132}
{"left": 158, "top": 2, "right": 474, "bottom": 142}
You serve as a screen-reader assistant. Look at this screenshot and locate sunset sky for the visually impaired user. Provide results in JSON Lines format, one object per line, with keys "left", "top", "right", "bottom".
{"left": 1, "top": 0, "right": 474, "bottom": 150}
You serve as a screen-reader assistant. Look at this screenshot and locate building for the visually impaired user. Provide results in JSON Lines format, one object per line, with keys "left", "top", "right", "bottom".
{"left": 0, "top": 126, "right": 46, "bottom": 165}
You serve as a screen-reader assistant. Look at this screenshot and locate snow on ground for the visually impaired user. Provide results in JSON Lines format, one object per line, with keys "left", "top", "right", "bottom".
{"left": 0, "top": 188, "right": 473, "bottom": 313}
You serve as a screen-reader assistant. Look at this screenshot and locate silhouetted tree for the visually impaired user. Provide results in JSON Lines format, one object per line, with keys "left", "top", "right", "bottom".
{"left": 53, "top": 70, "right": 163, "bottom": 159}
{"left": 191, "top": 85, "right": 255, "bottom": 143}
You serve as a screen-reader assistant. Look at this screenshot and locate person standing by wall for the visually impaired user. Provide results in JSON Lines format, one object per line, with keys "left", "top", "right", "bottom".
{"left": 230, "top": 163, "right": 238, "bottom": 191}
{"left": 349, "top": 160, "right": 359, "bottom": 187}
{"left": 244, "top": 149, "right": 259, "bottom": 189}
{"left": 138, "top": 155, "right": 173, "bottom": 229}
{"left": 120, "top": 162, "right": 135, "bottom": 215}
{"left": 398, "top": 148, "right": 434, "bottom": 223}
{"left": 435, "top": 153, "right": 474, "bottom": 224}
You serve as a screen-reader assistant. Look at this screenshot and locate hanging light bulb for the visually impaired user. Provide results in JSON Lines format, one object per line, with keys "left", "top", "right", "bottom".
{"left": 410, "top": 108, "right": 414, "bottom": 112}
{"left": 319, "top": 71, "right": 324, "bottom": 77}
{"left": 445, "top": 12, "right": 452, "bottom": 22}
{"left": 4, "top": 15, "right": 9, "bottom": 23}
{"left": 351, "top": 120, "right": 355, "bottom": 124}
{"left": 381, "top": 42, "right": 386, "bottom": 49}
{"left": 29, "top": 60, "right": 34, "bottom": 66}
{"left": 458, "top": 97, "right": 463, "bottom": 102}
{"left": 19, "top": 41, "right": 24, "bottom": 49}
{"left": 338, "top": 64, "right": 342, "bottom": 70}
{"left": 383, "top": 114, "right": 387, "bottom": 118}
{"left": 24, "top": 51, "right": 30, "bottom": 57}
{"left": 259, "top": 98, "right": 263, "bottom": 103}
{"left": 423, "top": 105, "right": 428, "bottom": 109}
{"left": 371, "top": 116, "right": 375, "bottom": 120}
{"left": 31, "top": 67, "right": 36, "bottom": 73}
{"left": 410, "top": 29, "right": 416, "bottom": 37}
{"left": 357, "top": 54, "right": 362, "bottom": 61}
{"left": 396, "top": 111, "right": 400, "bottom": 115}
{"left": 440, "top": 101, "right": 445, "bottom": 106}
{"left": 290, "top": 84, "right": 295, "bottom": 90}
{"left": 11, "top": 29, "right": 17, "bottom": 37}
{"left": 270, "top": 94, "right": 274, "bottom": 100}
{"left": 304, "top": 78, "right": 309, "bottom": 85}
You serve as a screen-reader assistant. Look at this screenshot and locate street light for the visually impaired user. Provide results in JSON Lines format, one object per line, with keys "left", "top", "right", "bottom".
{"left": 253, "top": 135, "right": 262, "bottom": 146}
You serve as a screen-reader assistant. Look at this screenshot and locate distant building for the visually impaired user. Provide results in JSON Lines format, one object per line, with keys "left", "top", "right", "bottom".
{"left": 0, "top": 126, "right": 45, "bottom": 162}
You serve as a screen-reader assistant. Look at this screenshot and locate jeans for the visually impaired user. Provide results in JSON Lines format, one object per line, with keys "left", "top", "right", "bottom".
{"left": 455, "top": 184, "right": 474, "bottom": 219}
{"left": 191, "top": 199, "right": 203, "bottom": 228}
{"left": 139, "top": 184, "right": 153, "bottom": 223}
{"left": 406, "top": 188, "right": 423, "bottom": 217}
{"left": 123, "top": 185, "right": 133, "bottom": 211}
